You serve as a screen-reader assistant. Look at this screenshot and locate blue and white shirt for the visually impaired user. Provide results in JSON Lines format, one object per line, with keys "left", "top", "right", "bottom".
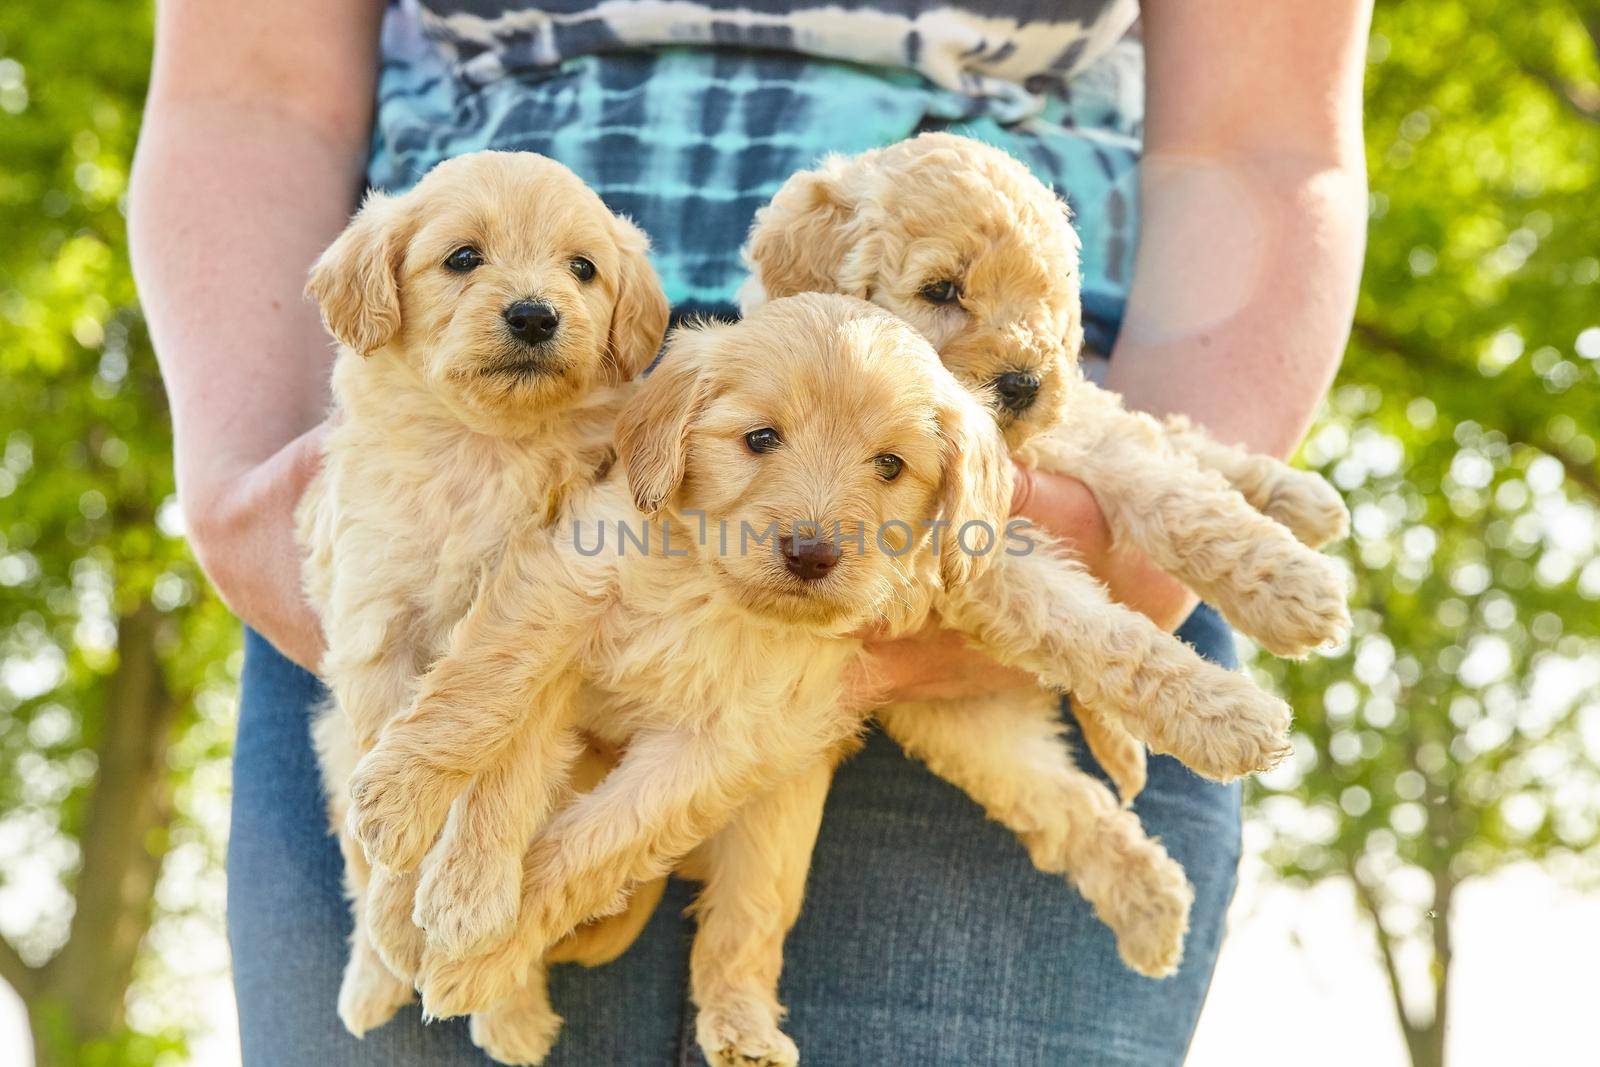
{"left": 371, "top": 0, "right": 1145, "bottom": 350}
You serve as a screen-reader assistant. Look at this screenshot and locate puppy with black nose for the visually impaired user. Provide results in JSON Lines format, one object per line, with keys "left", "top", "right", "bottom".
{"left": 295, "top": 150, "right": 668, "bottom": 1050}
{"left": 746, "top": 132, "right": 1352, "bottom": 800}
{"left": 348, "top": 293, "right": 1303, "bottom": 1067}
{"left": 502, "top": 298, "right": 560, "bottom": 348}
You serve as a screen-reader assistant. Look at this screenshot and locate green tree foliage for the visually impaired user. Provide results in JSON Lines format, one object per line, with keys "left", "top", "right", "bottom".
{"left": 1250, "top": 4, "right": 1600, "bottom": 1066}
{"left": 1, "top": 3, "right": 239, "bottom": 1064}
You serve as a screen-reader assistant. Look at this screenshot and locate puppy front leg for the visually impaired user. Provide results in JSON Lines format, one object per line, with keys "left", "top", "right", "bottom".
{"left": 942, "top": 546, "right": 1291, "bottom": 781}
{"left": 688, "top": 762, "right": 832, "bottom": 1067}
{"left": 320, "top": 575, "right": 424, "bottom": 750}
{"left": 1032, "top": 393, "right": 1350, "bottom": 656}
{"left": 420, "top": 725, "right": 783, "bottom": 1018}
{"left": 467, "top": 962, "right": 563, "bottom": 1067}
{"left": 331, "top": 812, "right": 416, "bottom": 1034}
{"left": 1161, "top": 414, "right": 1350, "bottom": 549}
{"left": 346, "top": 535, "right": 595, "bottom": 872}
{"left": 415, "top": 680, "right": 583, "bottom": 959}
{"left": 1071, "top": 698, "right": 1148, "bottom": 804}
{"left": 877, "top": 692, "right": 1191, "bottom": 977}
{"left": 311, "top": 703, "right": 417, "bottom": 1030}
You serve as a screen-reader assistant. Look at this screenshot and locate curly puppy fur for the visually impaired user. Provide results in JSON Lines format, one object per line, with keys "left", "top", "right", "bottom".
{"left": 296, "top": 150, "right": 669, "bottom": 1052}
{"left": 353, "top": 296, "right": 1307, "bottom": 1067}
{"left": 351, "top": 295, "right": 1013, "bottom": 1033}
{"left": 744, "top": 132, "right": 1350, "bottom": 801}
{"left": 611, "top": 133, "right": 1352, "bottom": 1064}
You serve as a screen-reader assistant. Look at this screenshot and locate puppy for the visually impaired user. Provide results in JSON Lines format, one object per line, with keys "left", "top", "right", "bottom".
{"left": 601, "top": 134, "right": 1354, "bottom": 1065}
{"left": 348, "top": 295, "right": 1296, "bottom": 1065}
{"left": 746, "top": 131, "right": 1352, "bottom": 801}
{"left": 295, "top": 150, "right": 668, "bottom": 1045}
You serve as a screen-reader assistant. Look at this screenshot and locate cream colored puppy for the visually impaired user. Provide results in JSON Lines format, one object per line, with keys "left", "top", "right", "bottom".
{"left": 745, "top": 131, "right": 1352, "bottom": 801}
{"left": 295, "top": 150, "right": 667, "bottom": 1044}
{"left": 350, "top": 296, "right": 1297, "bottom": 1066}
{"left": 348, "top": 294, "right": 1010, "bottom": 1051}
{"left": 608, "top": 135, "right": 1355, "bottom": 1065}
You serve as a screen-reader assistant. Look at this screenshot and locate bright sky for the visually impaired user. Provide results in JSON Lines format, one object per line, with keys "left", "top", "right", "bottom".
{"left": 3, "top": 843, "right": 1597, "bottom": 1065}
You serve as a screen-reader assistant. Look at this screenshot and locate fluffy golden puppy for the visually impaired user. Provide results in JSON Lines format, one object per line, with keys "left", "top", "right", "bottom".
{"left": 349, "top": 295, "right": 1297, "bottom": 1066}
{"left": 345, "top": 294, "right": 1009, "bottom": 1060}
{"left": 569, "top": 135, "right": 1355, "bottom": 1065}
{"left": 745, "top": 132, "right": 1352, "bottom": 800}
{"left": 295, "top": 150, "right": 668, "bottom": 1043}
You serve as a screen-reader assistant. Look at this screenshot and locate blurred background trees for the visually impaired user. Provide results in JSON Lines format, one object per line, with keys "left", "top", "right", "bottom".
{"left": 2, "top": 3, "right": 239, "bottom": 1065}
{"left": 1251, "top": 3, "right": 1600, "bottom": 1067}
{"left": 0, "top": 1, "right": 1596, "bottom": 1065}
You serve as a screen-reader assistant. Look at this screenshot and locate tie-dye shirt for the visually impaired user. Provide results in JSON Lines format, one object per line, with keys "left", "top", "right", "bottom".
{"left": 370, "top": 0, "right": 1145, "bottom": 350}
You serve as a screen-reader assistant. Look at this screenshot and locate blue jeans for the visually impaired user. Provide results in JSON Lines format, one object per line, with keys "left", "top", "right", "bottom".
{"left": 228, "top": 606, "right": 1240, "bottom": 1066}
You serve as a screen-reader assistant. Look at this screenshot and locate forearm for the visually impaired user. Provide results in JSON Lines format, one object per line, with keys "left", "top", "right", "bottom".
{"left": 1109, "top": 0, "right": 1373, "bottom": 459}
{"left": 128, "top": 0, "right": 384, "bottom": 665}
{"left": 130, "top": 103, "right": 369, "bottom": 508}
{"left": 1104, "top": 154, "right": 1366, "bottom": 458}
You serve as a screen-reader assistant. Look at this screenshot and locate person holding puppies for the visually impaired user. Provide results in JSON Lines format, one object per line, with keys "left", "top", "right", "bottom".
{"left": 130, "top": 0, "right": 1373, "bottom": 1064}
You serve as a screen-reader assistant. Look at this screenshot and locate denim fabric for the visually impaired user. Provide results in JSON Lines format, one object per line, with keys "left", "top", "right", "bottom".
{"left": 228, "top": 605, "right": 1240, "bottom": 1066}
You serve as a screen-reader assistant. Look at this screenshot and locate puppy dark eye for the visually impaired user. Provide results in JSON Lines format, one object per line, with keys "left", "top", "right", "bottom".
{"left": 570, "top": 256, "right": 597, "bottom": 282}
{"left": 745, "top": 428, "right": 781, "bottom": 454}
{"left": 919, "top": 280, "right": 961, "bottom": 306}
{"left": 873, "top": 454, "right": 904, "bottom": 481}
{"left": 444, "top": 246, "right": 484, "bottom": 272}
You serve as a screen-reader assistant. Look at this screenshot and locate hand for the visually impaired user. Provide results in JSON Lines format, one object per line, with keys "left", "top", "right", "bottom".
{"left": 1008, "top": 463, "right": 1198, "bottom": 631}
{"left": 184, "top": 423, "right": 329, "bottom": 671}
{"left": 847, "top": 463, "right": 1197, "bottom": 708}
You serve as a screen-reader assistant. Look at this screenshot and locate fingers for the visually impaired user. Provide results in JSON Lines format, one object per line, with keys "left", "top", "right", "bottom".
{"left": 1009, "top": 466, "right": 1113, "bottom": 564}
{"left": 858, "top": 630, "right": 1036, "bottom": 704}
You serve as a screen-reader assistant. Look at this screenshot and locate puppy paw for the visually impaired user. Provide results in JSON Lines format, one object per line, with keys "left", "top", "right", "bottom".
{"left": 346, "top": 747, "right": 450, "bottom": 871}
{"left": 415, "top": 842, "right": 523, "bottom": 959}
{"left": 1264, "top": 472, "right": 1350, "bottom": 549}
{"left": 1096, "top": 833, "right": 1193, "bottom": 979}
{"left": 1202, "top": 543, "right": 1351, "bottom": 659}
{"left": 1236, "top": 553, "right": 1352, "bottom": 659}
{"left": 696, "top": 1000, "right": 799, "bottom": 1067}
{"left": 418, "top": 938, "right": 529, "bottom": 1021}
{"left": 470, "top": 1003, "right": 563, "bottom": 1066}
{"left": 337, "top": 947, "right": 414, "bottom": 1037}
{"left": 1146, "top": 665, "right": 1292, "bottom": 782}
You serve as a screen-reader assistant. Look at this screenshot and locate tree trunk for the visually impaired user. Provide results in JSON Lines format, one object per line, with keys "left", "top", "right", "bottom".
{"left": 1420, "top": 873, "right": 1456, "bottom": 1067}
{"left": 17, "top": 600, "right": 180, "bottom": 1066}
{"left": 1351, "top": 866, "right": 1455, "bottom": 1067}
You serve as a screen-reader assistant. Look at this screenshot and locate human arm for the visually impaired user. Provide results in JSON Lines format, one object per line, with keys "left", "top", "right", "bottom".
{"left": 129, "top": 0, "right": 386, "bottom": 669}
{"left": 861, "top": 0, "right": 1373, "bottom": 702}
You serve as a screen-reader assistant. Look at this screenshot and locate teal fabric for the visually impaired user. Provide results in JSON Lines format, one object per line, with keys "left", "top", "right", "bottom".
{"left": 371, "top": 6, "right": 1145, "bottom": 350}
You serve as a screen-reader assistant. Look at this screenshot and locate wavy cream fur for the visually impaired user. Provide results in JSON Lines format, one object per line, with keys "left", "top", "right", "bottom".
{"left": 349, "top": 296, "right": 1010, "bottom": 1032}
{"left": 626, "top": 133, "right": 1355, "bottom": 1064}
{"left": 296, "top": 150, "right": 668, "bottom": 1057}
{"left": 348, "top": 296, "right": 1315, "bottom": 1067}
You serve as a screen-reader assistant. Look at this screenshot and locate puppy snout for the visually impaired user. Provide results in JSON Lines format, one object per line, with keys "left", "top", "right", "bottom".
{"left": 993, "top": 371, "right": 1041, "bottom": 413}
{"left": 779, "top": 534, "right": 841, "bottom": 582}
{"left": 503, "top": 300, "right": 559, "bottom": 345}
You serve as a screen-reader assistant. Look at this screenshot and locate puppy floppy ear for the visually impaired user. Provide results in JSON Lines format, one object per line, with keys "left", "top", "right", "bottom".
{"left": 745, "top": 158, "right": 864, "bottom": 298}
{"left": 306, "top": 191, "right": 410, "bottom": 356}
{"left": 614, "top": 327, "right": 716, "bottom": 515}
{"left": 605, "top": 215, "right": 671, "bottom": 382}
{"left": 933, "top": 384, "right": 1014, "bottom": 589}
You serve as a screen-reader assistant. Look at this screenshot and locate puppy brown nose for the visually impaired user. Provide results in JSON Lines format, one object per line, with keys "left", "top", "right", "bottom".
{"left": 779, "top": 535, "right": 841, "bottom": 582}
{"left": 994, "top": 371, "right": 1041, "bottom": 413}
{"left": 503, "top": 301, "right": 559, "bottom": 345}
